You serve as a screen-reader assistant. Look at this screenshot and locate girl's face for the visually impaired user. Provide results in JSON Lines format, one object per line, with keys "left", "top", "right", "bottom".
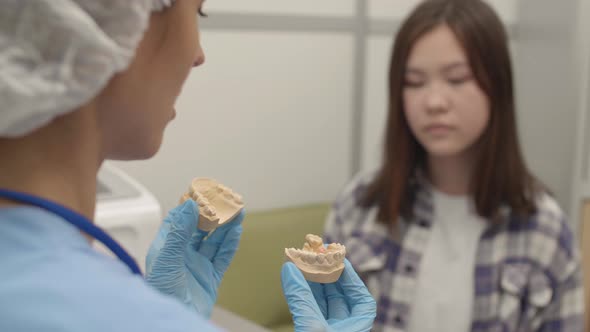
{"left": 403, "top": 24, "right": 490, "bottom": 162}
{"left": 97, "top": 0, "right": 205, "bottom": 160}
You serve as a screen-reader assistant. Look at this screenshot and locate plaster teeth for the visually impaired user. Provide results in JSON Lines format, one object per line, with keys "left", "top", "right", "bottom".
{"left": 194, "top": 194, "right": 210, "bottom": 207}
{"left": 317, "top": 255, "right": 326, "bottom": 264}
{"left": 298, "top": 253, "right": 308, "bottom": 263}
{"left": 325, "top": 254, "right": 334, "bottom": 264}
{"left": 204, "top": 205, "right": 217, "bottom": 216}
{"left": 327, "top": 243, "right": 340, "bottom": 251}
{"left": 284, "top": 233, "right": 347, "bottom": 284}
{"left": 179, "top": 193, "right": 190, "bottom": 204}
{"left": 233, "top": 193, "right": 243, "bottom": 204}
{"left": 285, "top": 248, "right": 297, "bottom": 258}
{"left": 181, "top": 178, "right": 245, "bottom": 232}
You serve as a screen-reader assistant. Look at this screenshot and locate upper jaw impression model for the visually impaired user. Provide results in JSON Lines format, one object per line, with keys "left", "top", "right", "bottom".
{"left": 285, "top": 234, "right": 346, "bottom": 283}
{"left": 179, "top": 178, "right": 244, "bottom": 232}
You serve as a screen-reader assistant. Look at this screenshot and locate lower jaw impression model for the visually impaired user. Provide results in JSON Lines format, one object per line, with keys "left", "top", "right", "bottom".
{"left": 285, "top": 234, "right": 346, "bottom": 283}
{"left": 179, "top": 178, "right": 244, "bottom": 232}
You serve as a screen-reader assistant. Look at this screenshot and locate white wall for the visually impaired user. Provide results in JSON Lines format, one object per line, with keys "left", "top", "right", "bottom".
{"left": 113, "top": 31, "right": 354, "bottom": 214}
{"left": 515, "top": 0, "right": 580, "bottom": 217}
{"left": 368, "top": 0, "right": 518, "bottom": 24}
{"left": 361, "top": 36, "right": 392, "bottom": 173}
{"left": 203, "top": 0, "right": 355, "bottom": 17}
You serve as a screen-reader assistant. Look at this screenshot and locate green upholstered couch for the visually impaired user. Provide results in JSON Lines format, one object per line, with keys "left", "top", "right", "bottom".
{"left": 216, "top": 203, "right": 331, "bottom": 332}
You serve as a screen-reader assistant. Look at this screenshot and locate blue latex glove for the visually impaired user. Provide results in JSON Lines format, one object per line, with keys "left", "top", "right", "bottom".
{"left": 145, "top": 199, "right": 244, "bottom": 318}
{"left": 281, "top": 259, "right": 376, "bottom": 332}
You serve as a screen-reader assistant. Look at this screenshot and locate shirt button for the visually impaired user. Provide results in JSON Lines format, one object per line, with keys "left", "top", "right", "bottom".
{"left": 395, "top": 315, "right": 404, "bottom": 324}
{"left": 405, "top": 264, "right": 414, "bottom": 273}
{"left": 418, "top": 220, "right": 429, "bottom": 227}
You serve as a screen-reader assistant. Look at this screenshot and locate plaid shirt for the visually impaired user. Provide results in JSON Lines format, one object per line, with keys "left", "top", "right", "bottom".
{"left": 324, "top": 172, "right": 584, "bottom": 332}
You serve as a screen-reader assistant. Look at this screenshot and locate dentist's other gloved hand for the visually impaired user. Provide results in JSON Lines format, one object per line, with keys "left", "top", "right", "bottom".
{"left": 145, "top": 199, "right": 244, "bottom": 318}
{"left": 281, "top": 259, "right": 376, "bottom": 332}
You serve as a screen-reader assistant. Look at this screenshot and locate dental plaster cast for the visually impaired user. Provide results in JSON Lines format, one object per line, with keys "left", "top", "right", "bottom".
{"left": 179, "top": 178, "right": 244, "bottom": 232}
{"left": 284, "top": 234, "right": 346, "bottom": 283}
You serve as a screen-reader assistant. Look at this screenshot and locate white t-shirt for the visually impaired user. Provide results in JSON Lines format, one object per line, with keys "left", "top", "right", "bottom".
{"left": 407, "top": 188, "right": 487, "bottom": 332}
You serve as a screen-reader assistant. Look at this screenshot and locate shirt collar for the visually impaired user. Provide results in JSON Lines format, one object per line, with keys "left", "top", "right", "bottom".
{"left": 0, "top": 206, "right": 92, "bottom": 250}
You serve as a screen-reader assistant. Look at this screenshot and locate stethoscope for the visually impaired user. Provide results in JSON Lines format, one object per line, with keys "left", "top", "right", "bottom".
{"left": 0, "top": 189, "right": 143, "bottom": 276}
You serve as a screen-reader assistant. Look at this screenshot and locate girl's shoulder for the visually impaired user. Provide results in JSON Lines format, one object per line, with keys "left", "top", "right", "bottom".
{"left": 333, "top": 169, "right": 378, "bottom": 209}
{"left": 502, "top": 191, "right": 580, "bottom": 283}
{"left": 529, "top": 191, "right": 570, "bottom": 237}
{"left": 326, "top": 169, "right": 389, "bottom": 237}
{"left": 325, "top": 169, "right": 391, "bottom": 273}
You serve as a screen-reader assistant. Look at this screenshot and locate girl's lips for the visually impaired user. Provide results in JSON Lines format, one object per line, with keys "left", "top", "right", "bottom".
{"left": 425, "top": 124, "right": 454, "bottom": 133}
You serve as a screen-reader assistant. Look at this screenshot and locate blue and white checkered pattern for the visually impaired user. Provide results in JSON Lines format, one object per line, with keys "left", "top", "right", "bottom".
{"left": 324, "top": 172, "right": 584, "bottom": 332}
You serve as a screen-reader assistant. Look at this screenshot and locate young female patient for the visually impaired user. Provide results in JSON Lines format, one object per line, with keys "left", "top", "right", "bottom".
{"left": 324, "top": 0, "right": 584, "bottom": 331}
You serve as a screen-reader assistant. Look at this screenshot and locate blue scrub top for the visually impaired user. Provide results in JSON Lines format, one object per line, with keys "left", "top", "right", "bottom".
{"left": 0, "top": 206, "right": 222, "bottom": 332}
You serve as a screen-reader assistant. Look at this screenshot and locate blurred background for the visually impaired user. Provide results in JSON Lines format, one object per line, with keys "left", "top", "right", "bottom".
{"left": 108, "top": 0, "right": 589, "bottom": 227}
{"left": 93, "top": 1, "right": 590, "bottom": 330}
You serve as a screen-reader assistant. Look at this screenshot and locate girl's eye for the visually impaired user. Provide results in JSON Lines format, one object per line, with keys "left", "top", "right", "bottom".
{"left": 447, "top": 75, "right": 471, "bottom": 86}
{"left": 404, "top": 80, "right": 424, "bottom": 88}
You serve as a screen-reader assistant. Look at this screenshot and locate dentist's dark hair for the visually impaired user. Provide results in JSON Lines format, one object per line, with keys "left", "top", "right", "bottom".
{"left": 360, "top": 0, "right": 540, "bottom": 226}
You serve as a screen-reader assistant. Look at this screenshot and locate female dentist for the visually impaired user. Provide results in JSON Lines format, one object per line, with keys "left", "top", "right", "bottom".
{"left": 0, "top": 1, "right": 376, "bottom": 331}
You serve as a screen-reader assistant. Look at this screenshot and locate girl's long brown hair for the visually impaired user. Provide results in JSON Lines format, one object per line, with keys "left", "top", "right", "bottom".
{"left": 361, "top": 0, "right": 539, "bottom": 225}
